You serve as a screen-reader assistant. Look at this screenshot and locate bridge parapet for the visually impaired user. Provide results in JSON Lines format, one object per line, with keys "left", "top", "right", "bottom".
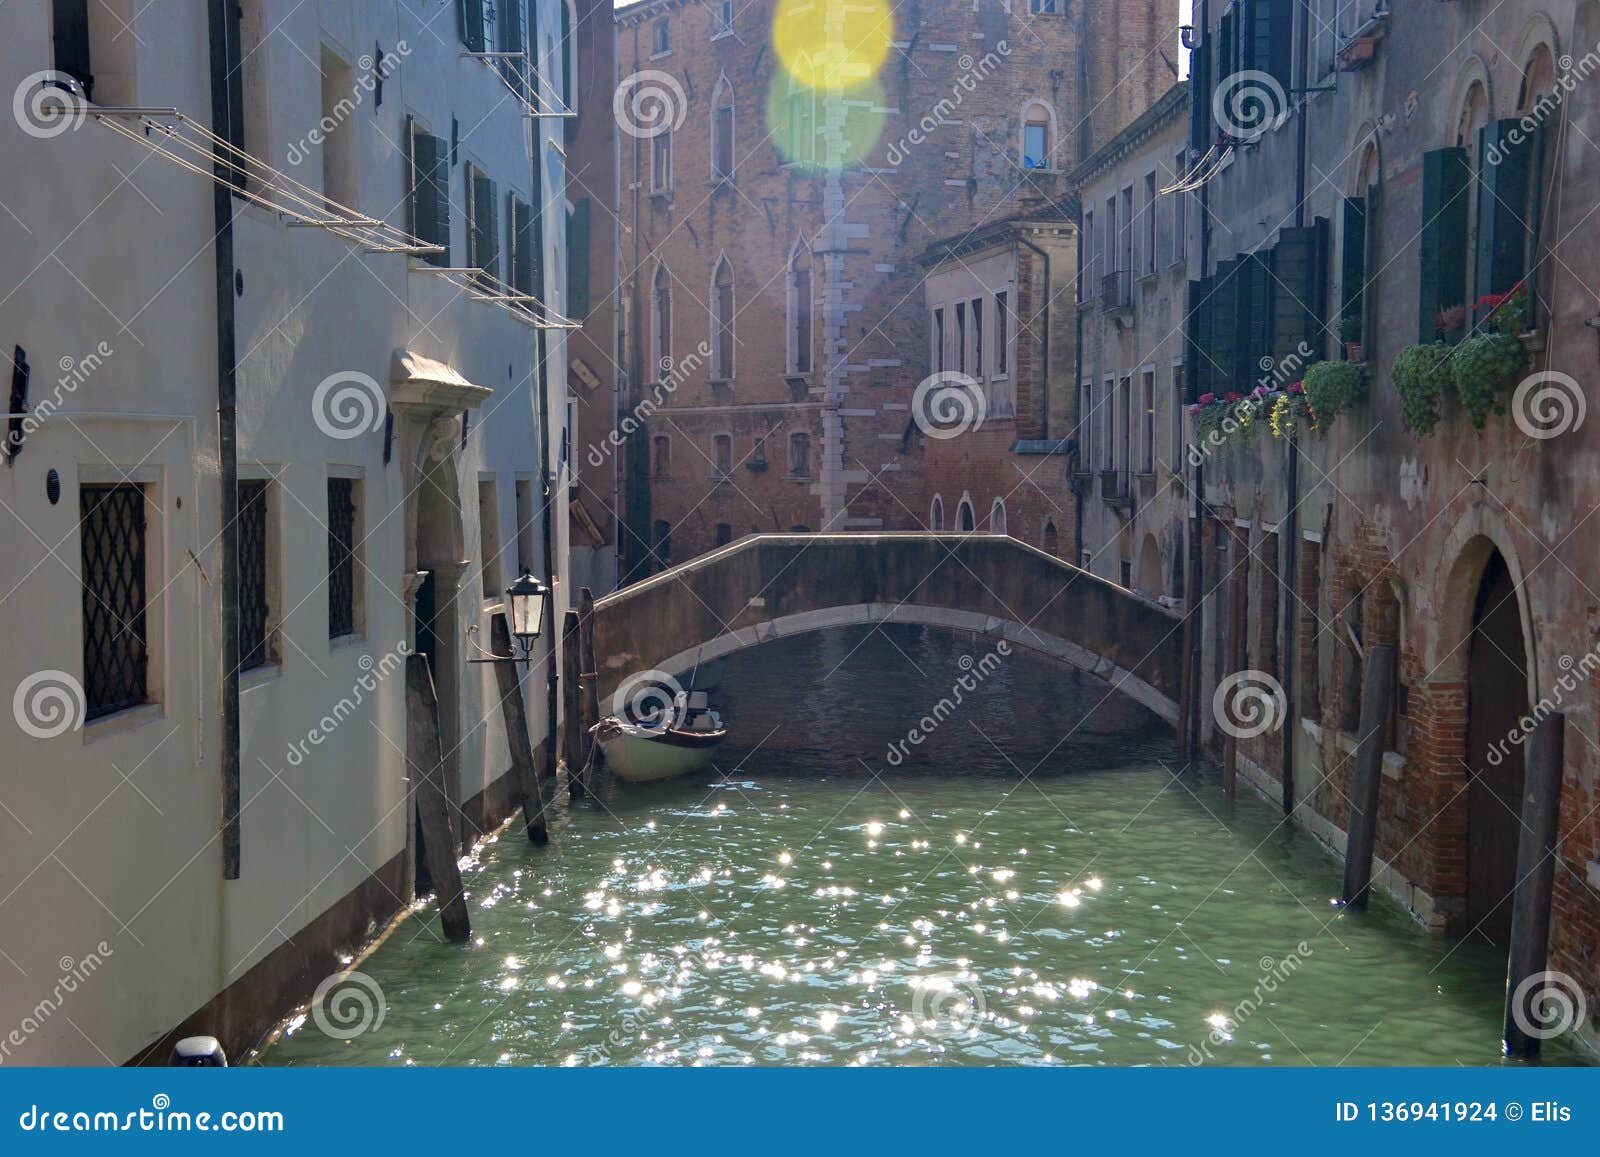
{"left": 592, "top": 534, "right": 1184, "bottom": 722}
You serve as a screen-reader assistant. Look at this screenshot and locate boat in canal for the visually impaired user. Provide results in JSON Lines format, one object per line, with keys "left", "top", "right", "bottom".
{"left": 594, "top": 690, "right": 727, "bottom": 782}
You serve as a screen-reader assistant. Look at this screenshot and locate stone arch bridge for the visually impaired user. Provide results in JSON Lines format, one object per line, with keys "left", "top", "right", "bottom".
{"left": 591, "top": 534, "right": 1184, "bottom": 723}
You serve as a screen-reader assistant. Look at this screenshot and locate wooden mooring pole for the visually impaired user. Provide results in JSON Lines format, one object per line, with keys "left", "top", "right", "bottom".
{"left": 578, "top": 587, "right": 601, "bottom": 778}
{"left": 490, "top": 613, "right": 549, "bottom": 844}
{"left": 561, "top": 609, "right": 584, "bottom": 799}
{"left": 1340, "top": 643, "right": 1395, "bottom": 909}
{"left": 1503, "top": 711, "right": 1566, "bottom": 1058}
{"left": 404, "top": 655, "right": 471, "bottom": 942}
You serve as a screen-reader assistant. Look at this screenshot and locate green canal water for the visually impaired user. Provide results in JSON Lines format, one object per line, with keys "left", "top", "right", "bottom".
{"left": 255, "top": 625, "right": 1592, "bottom": 1067}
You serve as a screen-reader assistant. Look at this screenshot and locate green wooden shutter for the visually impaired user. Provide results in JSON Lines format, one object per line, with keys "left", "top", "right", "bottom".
{"left": 1243, "top": 0, "right": 1292, "bottom": 97}
{"left": 560, "top": 0, "right": 573, "bottom": 111}
{"left": 1271, "top": 221, "right": 1327, "bottom": 365}
{"left": 1186, "top": 277, "right": 1212, "bottom": 401}
{"left": 512, "top": 199, "right": 534, "bottom": 294}
{"left": 1211, "top": 259, "right": 1240, "bottom": 393}
{"left": 567, "top": 198, "right": 591, "bottom": 321}
{"left": 459, "top": 0, "right": 486, "bottom": 53}
{"left": 499, "top": 0, "right": 525, "bottom": 91}
{"left": 1418, "top": 146, "right": 1469, "bottom": 342}
{"left": 410, "top": 122, "right": 451, "bottom": 267}
{"left": 471, "top": 172, "right": 497, "bottom": 276}
{"left": 1189, "top": 36, "right": 1210, "bottom": 151}
{"left": 1474, "top": 119, "right": 1534, "bottom": 301}
{"left": 1245, "top": 251, "right": 1273, "bottom": 382}
{"left": 1340, "top": 196, "right": 1367, "bottom": 339}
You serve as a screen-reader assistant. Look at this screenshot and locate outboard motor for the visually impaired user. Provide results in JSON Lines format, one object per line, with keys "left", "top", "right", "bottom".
{"left": 168, "top": 1036, "right": 227, "bottom": 1067}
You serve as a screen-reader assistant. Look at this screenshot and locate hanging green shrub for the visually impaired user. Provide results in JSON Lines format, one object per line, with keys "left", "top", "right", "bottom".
{"left": 1300, "top": 360, "right": 1366, "bottom": 430}
{"left": 1391, "top": 342, "right": 1452, "bottom": 435}
{"left": 1451, "top": 331, "right": 1523, "bottom": 429}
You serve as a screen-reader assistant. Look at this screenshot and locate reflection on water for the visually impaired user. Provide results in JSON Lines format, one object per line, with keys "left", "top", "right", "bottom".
{"left": 256, "top": 625, "right": 1590, "bottom": 1067}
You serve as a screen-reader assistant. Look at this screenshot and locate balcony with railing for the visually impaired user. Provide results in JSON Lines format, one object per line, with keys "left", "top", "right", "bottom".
{"left": 1100, "top": 269, "right": 1133, "bottom": 317}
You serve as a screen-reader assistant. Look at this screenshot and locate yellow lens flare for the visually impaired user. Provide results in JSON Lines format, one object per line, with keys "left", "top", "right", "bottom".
{"left": 773, "top": 0, "right": 895, "bottom": 92}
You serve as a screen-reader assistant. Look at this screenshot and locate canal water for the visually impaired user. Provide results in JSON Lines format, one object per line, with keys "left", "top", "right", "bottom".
{"left": 256, "top": 625, "right": 1590, "bottom": 1066}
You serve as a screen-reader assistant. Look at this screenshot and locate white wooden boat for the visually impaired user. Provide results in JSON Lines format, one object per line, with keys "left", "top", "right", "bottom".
{"left": 594, "top": 691, "right": 727, "bottom": 783}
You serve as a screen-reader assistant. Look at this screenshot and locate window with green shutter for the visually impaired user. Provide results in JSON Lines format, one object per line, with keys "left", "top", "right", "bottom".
{"left": 567, "top": 198, "right": 591, "bottom": 321}
{"left": 1340, "top": 197, "right": 1367, "bottom": 343}
{"left": 469, "top": 168, "right": 498, "bottom": 281}
{"left": 508, "top": 194, "right": 534, "bottom": 295}
{"left": 1211, "top": 259, "right": 1241, "bottom": 393}
{"left": 1418, "top": 147, "right": 1469, "bottom": 342}
{"left": 1243, "top": 0, "right": 1292, "bottom": 101}
{"left": 1187, "top": 275, "right": 1215, "bottom": 400}
{"left": 1244, "top": 250, "right": 1273, "bottom": 382}
{"left": 459, "top": 0, "right": 486, "bottom": 54}
{"left": 408, "top": 120, "right": 450, "bottom": 267}
{"left": 1474, "top": 119, "right": 1537, "bottom": 303}
{"left": 498, "top": 0, "right": 525, "bottom": 92}
{"left": 1272, "top": 219, "right": 1328, "bottom": 366}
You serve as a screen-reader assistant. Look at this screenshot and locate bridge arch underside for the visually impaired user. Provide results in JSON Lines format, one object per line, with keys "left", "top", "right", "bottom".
{"left": 650, "top": 603, "right": 1178, "bottom": 725}
{"left": 591, "top": 535, "right": 1184, "bottom": 727}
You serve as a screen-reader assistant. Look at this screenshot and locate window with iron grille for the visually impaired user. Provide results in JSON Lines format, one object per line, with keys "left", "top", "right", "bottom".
{"left": 327, "top": 477, "right": 357, "bottom": 638}
{"left": 238, "top": 480, "right": 273, "bottom": 669}
{"left": 80, "top": 484, "right": 149, "bottom": 719}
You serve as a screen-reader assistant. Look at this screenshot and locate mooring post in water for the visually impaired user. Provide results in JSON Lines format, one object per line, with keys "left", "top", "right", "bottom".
{"left": 1339, "top": 643, "right": 1395, "bottom": 909}
{"left": 490, "top": 613, "right": 549, "bottom": 845}
{"left": 1503, "top": 711, "right": 1566, "bottom": 1058}
{"left": 578, "top": 587, "right": 600, "bottom": 774}
{"left": 561, "top": 609, "right": 585, "bottom": 799}
{"left": 404, "top": 655, "right": 471, "bottom": 942}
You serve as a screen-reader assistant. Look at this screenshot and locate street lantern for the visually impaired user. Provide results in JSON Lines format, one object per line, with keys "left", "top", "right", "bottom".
{"left": 505, "top": 571, "right": 550, "bottom": 659}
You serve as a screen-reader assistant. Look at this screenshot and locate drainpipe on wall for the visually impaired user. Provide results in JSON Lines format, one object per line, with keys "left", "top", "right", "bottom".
{"left": 207, "top": 0, "right": 241, "bottom": 880}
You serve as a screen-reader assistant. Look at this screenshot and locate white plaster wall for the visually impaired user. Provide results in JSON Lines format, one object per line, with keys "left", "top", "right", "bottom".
{"left": 0, "top": 0, "right": 566, "bottom": 1063}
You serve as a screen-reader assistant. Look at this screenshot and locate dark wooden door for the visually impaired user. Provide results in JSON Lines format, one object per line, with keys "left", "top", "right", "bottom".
{"left": 1464, "top": 551, "right": 1526, "bottom": 944}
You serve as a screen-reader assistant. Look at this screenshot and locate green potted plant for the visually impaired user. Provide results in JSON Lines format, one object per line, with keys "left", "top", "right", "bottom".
{"left": 1451, "top": 329, "right": 1523, "bottom": 429}
{"left": 1392, "top": 342, "right": 1452, "bottom": 435}
{"left": 1339, "top": 312, "right": 1364, "bottom": 362}
{"left": 1301, "top": 359, "right": 1366, "bottom": 431}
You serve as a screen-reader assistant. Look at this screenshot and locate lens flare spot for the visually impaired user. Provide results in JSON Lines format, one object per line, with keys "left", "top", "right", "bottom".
{"left": 773, "top": 0, "right": 894, "bottom": 91}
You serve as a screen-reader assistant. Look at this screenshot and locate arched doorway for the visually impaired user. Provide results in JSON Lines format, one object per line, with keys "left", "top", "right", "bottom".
{"left": 1464, "top": 548, "right": 1528, "bottom": 944}
{"left": 956, "top": 496, "right": 975, "bottom": 532}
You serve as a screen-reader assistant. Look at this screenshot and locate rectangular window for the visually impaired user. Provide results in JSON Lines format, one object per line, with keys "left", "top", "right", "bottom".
{"left": 80, "top": 483, "right": 149, "bottom": 719}
{"left": 712, "top": 0, "right": 733, "bottom": 35}
{"left": 1029, "top": 0, "right": 1057, "bottom": 13}
{"left": 1120, "top": 185, "right": 1134, "bottom": 275}
{"left": 509, "top": 194, "right": 534, "bottom": 295}
{"left": 498, "top": 0, "right": 526, "bottom": 92}
{"left": 467, "top": 166, "right": 499, "bottom": 282}
{"left": 478, "top": 479, "right": 501, "bottom": 598}
{"left": 327, "top": 477, "right": 358, "bottom": 639}
{"left": 1104, "top": 195, "right": 1117, "bottom": 271}
{"left": 651, "top": 19, "right": 670, "bottom": 56}
{"left": 1081, "top": 209, "right": 1095, "bottom": 297}
{"left": 653, "top": 435, "right": 671, "bottom": 477}
{"left": 514, "top": 479, "right": 536, "bottom": 575}
{"left": 652, "top": 130, "right": 673, "bottom": 191}
{"left": 715, "top": 523, "right": 733, "bottom": 546}
{"left": 1170, "top": 364, "right": 1184, "bottom": 473}
{"left": 1023, "top": 123, "right": 1048, "bottom": 169}
{"left": 970, "top": 298, "right": 983, "bottom": 378}
{"left": 409, "top": 120, "right": 450, "bottom": 267}
{"left": 1078, "top": 380, "right": 1094, "bottom": 469}
{"left": 1419, "top": 148, "right": 1470, "bottom": 341}
{"left": 955, "top": 301, "right": 966, "bottom": 373}
{"left": 1140, "top": 369, "right": 1155, "bottom": 473}
{"left": 459, "top": 0, "right": 487, "bottom": 52}
{"left": 319, "top": 49, "right": 358, "bottom": 206}
{"left": 932, "top": 307, "right": 945, "bottom": 373}
{"left": 52, "top": 1, "right": 94, "bottom": 99}
{"left": 714, "top": 434, "right": 732, "bottom": 474}
{"left": 566, "top": 197, "right": 591, "bottom": 317}
{"left": 1143, "top": 172, "right": 1157, "bottom": 276}
{"left": 789, "top": 432, "right": 811, "bottom": 476}
{"left": 995, "top": 291, "right": 1008, "bottom": 374}
{"left": 238, "top": 479, "right": 274, "bottom": 671}
{"left": 1172, "top": 151, "right": 1188, "bottom": 265}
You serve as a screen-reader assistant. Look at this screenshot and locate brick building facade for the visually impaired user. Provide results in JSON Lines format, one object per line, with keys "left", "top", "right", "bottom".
{"left": 615, "top": 0, "right": 1177, "bottom": 568}
{"left": 1146, "top": 0, "right": 1600, "bottom": 1050}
